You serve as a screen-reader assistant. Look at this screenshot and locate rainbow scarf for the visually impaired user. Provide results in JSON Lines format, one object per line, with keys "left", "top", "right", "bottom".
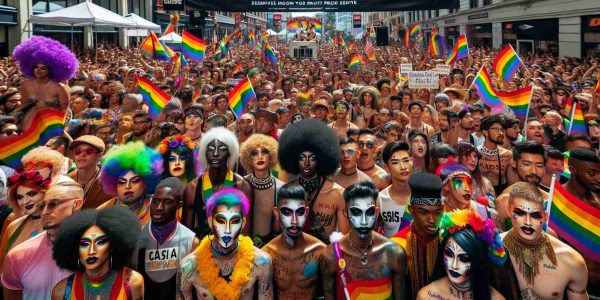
{"left": 0, "top": 109, "right": 64, "bottom": 169}
{"left": 228, "top": 77, "right": 256, "bottom": 117}
{"left": 473, "top": 66, "right": 532, "bottom": 122}
{"left": 391, "top": 225, "right": 411, "bottom": 250}
{"left": 182, "top": 30, "right": 207, "bottom": 62}
{"left": 348, "top": 54, "right": 362, "bottom": 70}
{"left": 493, "top": 44, "right": 523, "bottom": 82}
{"left": 135, "top": 75, "right": 170, "bottom": 119}
{"left": 446, "top": 34, "right": 468, "bottom": 65}
{"left": 140, "top": 31, "right": 170, "bottom": 61}
{"left": 202, "top": 170, "right": 235, "bottom": 201}
{"left": 568, "top": 102, "right": 587, "bottom": 135}
{"left": 548, "top": 181, "right": 600, "bottom": 262}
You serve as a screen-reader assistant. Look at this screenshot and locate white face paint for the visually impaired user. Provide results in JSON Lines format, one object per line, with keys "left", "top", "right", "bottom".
{"left": 347, "top": 197, "right": 377, "bottom": 238}
{"left": 212, "top": 205, "right": 243, "bottom": 249}
{"left": 444, "top": 237, "right": 472, "bottom": 287}
{"left": 278, "top": 199, "right": 307, "bottom": 239}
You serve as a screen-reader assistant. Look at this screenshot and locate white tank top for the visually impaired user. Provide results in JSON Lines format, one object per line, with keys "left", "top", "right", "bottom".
{"left": 378, "top": 187, "right": 409, "bottom": 238}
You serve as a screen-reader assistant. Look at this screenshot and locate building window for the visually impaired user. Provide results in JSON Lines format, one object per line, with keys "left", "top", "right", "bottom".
{"left": 483, "top": 0, "right": 491, "bottom": 5}
{"left": 470, "top": 0, "right": 478, "bottom": 8}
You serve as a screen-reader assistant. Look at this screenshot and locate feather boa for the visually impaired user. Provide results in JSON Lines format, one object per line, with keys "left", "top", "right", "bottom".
{"left": 196, "top": 235, "right": 254, "bottom": 299}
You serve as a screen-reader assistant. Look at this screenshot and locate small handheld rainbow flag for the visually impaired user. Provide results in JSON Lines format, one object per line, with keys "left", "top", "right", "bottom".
{"left": 264, "top": 41, "right": 279, "bottom": 65}
{"left": 135, "top": 75, "right": 171, "bottom": 119}
{"left": 561, "top": 152, "right": 571, "bottom": 181}
{"left": 568, "top": 102, "right": 588, "bottom": 135}
{"left": 228, "top": 77, "right": 256, "bottom": 117}
{"left": 404, "top": 30, "right": 410, "bottom": 48}
{"left": 472, "top": 66, "right": 532, "bottom": 122}
{"left": 173, "top": 52, "right": 188, "bottom": 71}
{"left": 348, "top": 53, "right": 362, "bottom": 70}
{"left": 547, "top": 179, "right": 600, "bottom": 262}
{"left": 429, "top": 33, "right": 446, "bottom": 57}
{"left": 140, "top": 32, "right": 170, "bottom": 61}
{"left": 446, "top": 34, "right": 468, "bottom": 65}
{"left": 348, "top": 41, "right": 356, "bottom": 52}
{"left": 340, "top": 35, "right": 347, "bottom": 52}
{"left": 233, "top": 64, "right": 242, "bottom": 74}
{"left": 181, "top": 30, "right": 207, "bottom": 62}
{"left": 409, "top": 23, "right": 421, "bottom": 40}
{"left": 493, "top": 44, "right": 523, "bottom": 82}
{"left": 0, "top": 110, "right": 65, "bottom": 170}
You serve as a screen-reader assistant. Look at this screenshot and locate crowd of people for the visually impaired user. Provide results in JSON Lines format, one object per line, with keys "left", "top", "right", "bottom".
{"left": 0, "top": 27, "right": 598, "bottom": 300}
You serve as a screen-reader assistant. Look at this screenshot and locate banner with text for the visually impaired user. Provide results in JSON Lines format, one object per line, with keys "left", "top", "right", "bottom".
{"left": 186, "top": 0, "right": 459, "bottom": 12}
{"left": 408, "top": 71, "right": 439, "bottom": 89}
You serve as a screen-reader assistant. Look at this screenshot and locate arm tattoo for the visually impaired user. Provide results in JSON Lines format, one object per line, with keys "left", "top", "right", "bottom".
{"left": 258, "top": 254, "right": 274, "bottom": 299}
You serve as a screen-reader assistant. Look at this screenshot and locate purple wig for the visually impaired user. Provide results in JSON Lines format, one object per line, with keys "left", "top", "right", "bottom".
{"left": 13, "top": 36, "right": 78, "bottom": 82}
{"left": 100, "top": 141, "right": 163, "bottom": 196}
{"left": 205, "top": 188, "right": 250, "bottom": 218}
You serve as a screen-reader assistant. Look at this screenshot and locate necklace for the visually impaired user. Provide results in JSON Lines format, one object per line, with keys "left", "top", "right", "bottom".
{"left": 196, "top": 235, "right": 254, "bottom": 299}
{"left": 449, "top": 280, "right": 472, "bottom": 300}
{"left": 340, "top": 168, "right": 357, "bottom": 176}
{"left": 72, "top": 269, "right": 126, "bottom": 300}
{"left": 347, "top": 233, "right": 373, "bottom": 266}
{"left": 503, "top": 229, "right": 556, "bottom": 285}
{"left": 250, "top": 174, "right": 274, "bottom": 190}
{"left": 479, "top": 145, "right": 499, "bottom": 156}
{"left": 299, "top": 174, "right": 321, "bottom": 193}
{"left": 360, "top": 163, "right": 376, "bottom": 172}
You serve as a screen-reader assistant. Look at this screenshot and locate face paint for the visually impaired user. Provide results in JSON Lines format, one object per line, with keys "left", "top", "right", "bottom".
{"left": 444, "top": 237, "right": 472, "bottom": 288}
{"left": 510, "top": 198, "right": 545, "bottom": 242}
{"left": 79, "top": 226, "right": 111, "bottom": 271}
{"left": 116, "top": 170, "right": 145, "bottom": 204}
{"left": 449, "top": 175, "right": 472, "bottom": 207}
{"left": 298, "top": 151, "right": 317, "bottom": 178}
{"left": 168, "top": 152, "right": 187, "bottom": 178}
{"left": 347, "top": 197, "right": 377, "bottom": 238}
{"left": 212, "top": 205, "right": 243, "bottom": 250}
{"left": 278, "top": 199, "right": 307, "bottom": 241}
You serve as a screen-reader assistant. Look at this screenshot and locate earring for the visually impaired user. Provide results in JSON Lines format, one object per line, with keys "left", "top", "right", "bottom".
{"left": 208, "top": 229, "right": 215, "bottom": 241}
{"left": 77, "top": 259, "right": 81, "bottom": 270}
{"left": 110, "top": 256, "right": 113, "bottom": 270}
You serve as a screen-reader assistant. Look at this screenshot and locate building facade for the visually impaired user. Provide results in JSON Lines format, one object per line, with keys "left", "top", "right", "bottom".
{"left": 399, "top": 0, "right": 600, "bottom": 58}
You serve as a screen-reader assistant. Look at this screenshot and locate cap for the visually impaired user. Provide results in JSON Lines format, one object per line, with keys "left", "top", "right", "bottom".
{"left": 253, "top": 109, "right": 278, "bottom": 123}
{"left": 408, "top": 173, "right": 443, "bottom": 206}
{"left": 311, "top": 99, "right": 329, "bottom": 110}
{"left": 70, "top": 135, "right": 105, "bottom": 153}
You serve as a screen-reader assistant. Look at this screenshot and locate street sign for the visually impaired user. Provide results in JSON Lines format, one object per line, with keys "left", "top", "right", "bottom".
{"left": 163, "top": 0, "right": 185, "bottom": 11}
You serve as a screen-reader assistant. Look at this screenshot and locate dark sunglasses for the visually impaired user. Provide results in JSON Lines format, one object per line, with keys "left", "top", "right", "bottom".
{"left": 73, "top": 148, "right": 99, "bottom": 156}
{"left": 0, "top": 129, "right": 19, "bottom": 135}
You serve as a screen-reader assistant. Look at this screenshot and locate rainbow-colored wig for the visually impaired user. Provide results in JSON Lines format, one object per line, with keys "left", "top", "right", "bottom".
{"left": 205, "top": 188, "right": 250, "bottom": 218}
{"left": 13, "top": 36, "right": 78, "bottom": 82}
{"left": 437, "top": 209, "right": 506, "bottom": 265}
{"left": 100, "top": 141, "right": 163, "bottom": 196}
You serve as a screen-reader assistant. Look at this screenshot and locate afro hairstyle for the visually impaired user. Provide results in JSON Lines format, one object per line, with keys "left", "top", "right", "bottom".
{"left": 100, "top": 141, "right": 163, "bottom": 196}
{"left": 278, "top": 119, "right": 340, "bottom": 177}
{"left": 52, "top": 206, "right": 141, "bottom": 272}
{"left": 198, "top": 127, "right": 240, "bottom": 171}
{"left": 240, "top": 134, "right": 279, "bottom": 173}
{"left": 13, "top": 36, "right": 78, "bottom": 82}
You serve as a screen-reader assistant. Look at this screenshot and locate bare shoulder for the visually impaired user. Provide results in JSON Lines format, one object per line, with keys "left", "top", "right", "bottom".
{"left": 180, "top": 251, "right": 198, "bottom": 274}
{"left": 499, "top": 147, "right": 512, "bottom": 157}
{"left": 304, "top": 233, "right": 327, "bottom": 252}
{"left": 416, "top": 280, "right": 443, "bottom": 300}
{"left": 491, "top": 287, "right": 506, "bottom": 300}
{"left": 548, "top": 234, "right": 587, "bottom": 270}
{"left": 253, "top": 247, "right": 272, "bottom": 268}
{"left": 318, "top": 242, "right": 337, "bottom": 272}
{"left": 126, "top": 268, "right": 144, "bottom": 288}
{"left": 52, "top": 277, "right": 69, "bottom": 300}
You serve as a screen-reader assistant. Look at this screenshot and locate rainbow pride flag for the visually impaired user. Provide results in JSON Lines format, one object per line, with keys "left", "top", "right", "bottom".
{"left": 233, "top": 64, "right": 242, "bottom": 73}
{"left": 140, "top": 32, "right": 170, "bottom": 61}
{"left": 173, "top": 52, "right": 188, "bottom": 71}
{"left": 163, "top": 14, "right": 179, "bottom": 36}
{"left": 163, "top": 43, "right": 176, "bottom": 59}
{"left": 561, "top": 152, "right": 571, "bottom": 181}
{"left": 264, "top": 41, "right": 279, "bottom": 65}
{"left": 348, "top": 41, "right": 356, "bottom": 52}
{"left": 135, "top": 75, "right": 170, "bottom": 119}
{"left": 181, "top": 30, "right": 207, "bottom": 62}
{"left": 429, "top": 33, "right": 446, "bottom": 57}
{"left": 568, "top": 102, "right": 588, "bottom": 135}
{"left": 228, "top": 77, "right": 256, "bottom": 117}
{"left": 370, "top": 24, "right": 376, "bottom": 38}
{"left": 446, "top": 34, "right": 468, "bottom": 65}
{"left": 493, "top": 44, "right": 523, "bottom": 82}
{"left": 340, "top": 36, "right": 347, "bottom": 51}
{"left": 404, "top": 30, "right": 410, "bottom": 48}
{"left": 391, "top": 225, "right": 411, "bottom": 250}
{"left": 595, "top": 80, "right": 600, "bottom": 94}
{"left": 348, "top": 54, "right": 362, "bottom": 70}
{"left": 346, "top": 276, "right": 392, "bottom": 300}
{"left": 409, "top": 23, "right": 421, "bottom": 40}
{"left": 0, "top": 110, "right": 65, "bottom": 170}
{"left": 473, "top": 66, "right": 532, "bottom": 122}
{"left": 548, "top": 181, "right": 600, "bottom": 262}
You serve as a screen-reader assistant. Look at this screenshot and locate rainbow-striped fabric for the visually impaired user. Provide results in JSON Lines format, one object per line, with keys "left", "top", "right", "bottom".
{"left": 264, "top": 41, "right": 278, "bottom": 65}
{"left": 549, "top": 181, "right": 600, "bottom": 262}
{"left": 343, "top": 276, "right": 393, "bottom": 300}
{"left": 228, "top": 77, "right": 256, "bottom": 117}
{"left": 568, "top": 102, "right": 588, "bottom": 135}
{"left": 446, "top": 34, "right": 468, "bottom": 65}
{"left": 182, "top": 30, "right": 207, "bottom": 62}
{"left": 429, "top": 33, "right": 446, "bottom": 57}
{"left": 0, "top": 110, "right": 65, "bottom": 169}
{"left": 473, "top": 66, "right": 532, "bottom": 122}
{"left": 348, "top": 54, "right": 362, "bottom": 70}
{"left": 140, "top": 32, "right": 170, "bottom": 61}
{"left": 493, "top": 44, "right": 523, "bottom": 82}
{"left": 135, "top": 75, "right": 170, "bottom": 119}
{"left": 173, "top": 52, "right": 188, "bottom": 71}
{"left": 409, "top": 24, "right": 421, "bottom": 39}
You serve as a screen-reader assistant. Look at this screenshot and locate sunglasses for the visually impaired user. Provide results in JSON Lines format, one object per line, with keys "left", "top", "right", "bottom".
{"left": 358, "top": 142, "right": 375, "bottom": 149}
{"left": 73, "top": 147, "right": 99, "bottom": 156}
{"left": 36, "top": 198, "right": 76, "bottom": 211}
{"left": 0, "top": 129, "right": 19, "bottom": 136}
{"left": 341, "top": 149, "right": 357, "bottom": 155}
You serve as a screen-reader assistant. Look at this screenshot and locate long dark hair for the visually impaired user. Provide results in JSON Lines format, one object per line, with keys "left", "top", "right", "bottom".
{"left": 431, "top": 228, "right": 493, "bottom": 300}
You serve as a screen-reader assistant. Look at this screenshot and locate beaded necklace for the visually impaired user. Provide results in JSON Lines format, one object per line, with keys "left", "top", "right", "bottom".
{"left": 70, "top": 269, "right": 128, "bottom": 300}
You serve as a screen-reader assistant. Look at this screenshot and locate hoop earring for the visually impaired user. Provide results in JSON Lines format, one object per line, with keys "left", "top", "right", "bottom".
{"left": 77, "top": 259, "right": 81, "bottom": 270}
{"left": 110, "top": 256, "right": 113, "bottom": 270}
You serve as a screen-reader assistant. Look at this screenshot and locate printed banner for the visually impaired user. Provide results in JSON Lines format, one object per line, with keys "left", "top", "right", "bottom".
{"left": 186, "top": 0, "right": 459, "bottom": 12}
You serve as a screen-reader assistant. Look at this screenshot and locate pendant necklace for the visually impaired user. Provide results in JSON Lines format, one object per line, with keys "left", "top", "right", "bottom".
{"left": 347, "top": 234, "right": 373, "bottom": 266}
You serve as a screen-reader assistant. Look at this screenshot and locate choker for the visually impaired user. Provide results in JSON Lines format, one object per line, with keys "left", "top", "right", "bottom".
{"left": 479, "top": 145, "right": 499, "bottom": 156}
{"left": 151, "top": 219, "right": 177, "bottom": 245}
{"left": 503, "top": 230, "right": 556, "bottom": 285}
{"left": 250, "top": 174, "right": 275, "bottom": 190}
{"left": 82, "top": 270, "right": 118, "bottom": 297}
{"left": 449, "top": 280, "right": 472, "bottom": 300}
{"left": 299, "top": 174, "right": 321, "bottom": 193}
{"left": 359, "top": 164, "right": 376, "bottom": 172}
{"left": 340, "top": 169, "right": 357, "bottom": 176}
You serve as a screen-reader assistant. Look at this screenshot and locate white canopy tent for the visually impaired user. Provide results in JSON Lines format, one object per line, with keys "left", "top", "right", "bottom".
{"left": 125, "top": 13, "right": 161, "bottom": 37}
{"left": 29, "top": 2, "right": 136, "bottom": 52}
{"left": 266, "top": 29, "right": 278, "bottom": 36}
{"left": 158, "top": 32, "right": 182, "bottom": 43}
